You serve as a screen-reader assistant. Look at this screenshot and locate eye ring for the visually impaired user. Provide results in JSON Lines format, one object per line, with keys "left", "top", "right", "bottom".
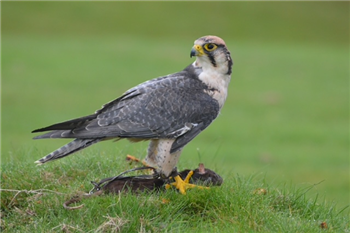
{"left": 204, "top": 43, "right": 217, "bottom": 51}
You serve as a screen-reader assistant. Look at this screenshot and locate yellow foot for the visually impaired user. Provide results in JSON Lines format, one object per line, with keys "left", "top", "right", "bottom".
{"left": 165, "top": 170, "right": 209, "bottom": 194}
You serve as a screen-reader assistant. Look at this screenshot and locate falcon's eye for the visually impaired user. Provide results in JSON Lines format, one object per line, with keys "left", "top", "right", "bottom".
{"left": 204, "top": 43, "right": 217, "bottom": 51}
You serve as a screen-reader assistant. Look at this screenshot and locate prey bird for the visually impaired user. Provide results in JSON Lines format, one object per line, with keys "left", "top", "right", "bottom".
{"left": 32, "top": 35, "right": 233, "bottom": 193}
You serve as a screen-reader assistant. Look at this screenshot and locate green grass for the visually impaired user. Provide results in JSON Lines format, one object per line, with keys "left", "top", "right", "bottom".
{"left": 1, "top": 154, "right": 349, "bottom": 232}
{"left": 1, "top": 2, "right": 349, "bottom": 232}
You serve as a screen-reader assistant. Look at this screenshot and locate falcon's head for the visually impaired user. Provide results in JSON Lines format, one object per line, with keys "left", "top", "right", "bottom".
{"left": 190, "top": 35, "right": 233, "bottom": 75}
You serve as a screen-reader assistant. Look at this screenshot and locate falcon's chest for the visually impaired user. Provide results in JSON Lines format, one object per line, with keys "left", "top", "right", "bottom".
{"left": 198, "top": 70, "right": 231, "bottom": 109}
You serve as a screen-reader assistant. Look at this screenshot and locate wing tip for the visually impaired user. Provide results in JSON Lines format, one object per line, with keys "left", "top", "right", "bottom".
{"left": 32, "top": 127, "right": 46, "bottom": 133}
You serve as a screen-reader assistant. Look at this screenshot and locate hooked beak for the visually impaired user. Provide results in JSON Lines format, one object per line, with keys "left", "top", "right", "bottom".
{"left": 190, "top": 44, "right": 204, "bottom": 58}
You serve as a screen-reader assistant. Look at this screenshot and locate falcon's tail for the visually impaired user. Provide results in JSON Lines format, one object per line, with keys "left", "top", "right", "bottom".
{"left": 35, "top": 138, "right": 101, "bottom": 164}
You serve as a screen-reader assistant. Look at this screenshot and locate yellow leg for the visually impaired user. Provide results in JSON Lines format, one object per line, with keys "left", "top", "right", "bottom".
{"left": 166, "top": 170, "right": 209, "bottom": 194}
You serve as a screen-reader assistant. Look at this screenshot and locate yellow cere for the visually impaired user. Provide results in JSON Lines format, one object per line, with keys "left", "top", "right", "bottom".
{"left": 194, "top": 44, "right": 205, "bottom": 56}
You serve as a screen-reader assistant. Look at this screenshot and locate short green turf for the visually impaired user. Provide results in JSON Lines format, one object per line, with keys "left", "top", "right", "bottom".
{"left": 1, "top": 155, "right": 349, "bottom": 232}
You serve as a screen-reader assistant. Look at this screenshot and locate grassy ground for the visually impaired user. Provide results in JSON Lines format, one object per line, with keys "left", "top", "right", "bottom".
{"left": 1, "top": 155, "right": 349, "bottom": 232}
{"left": 1, "top": 2, "right": 349, "bottom": 232}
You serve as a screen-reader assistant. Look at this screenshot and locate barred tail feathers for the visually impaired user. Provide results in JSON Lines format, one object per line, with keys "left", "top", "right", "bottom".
{"left": 35, "top": 138, "right": 101, "bottom": 164}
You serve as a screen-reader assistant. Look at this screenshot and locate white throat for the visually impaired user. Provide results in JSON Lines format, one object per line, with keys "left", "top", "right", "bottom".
{"left": 192, "top": 61, "right": 231, "bottom": 109}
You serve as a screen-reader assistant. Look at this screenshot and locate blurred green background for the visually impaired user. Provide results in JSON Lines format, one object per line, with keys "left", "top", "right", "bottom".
{"left": 2, "top": 2, "right": 349, "bottom": 207}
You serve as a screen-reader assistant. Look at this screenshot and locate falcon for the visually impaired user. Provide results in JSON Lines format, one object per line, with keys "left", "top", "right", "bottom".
{"left": 32, "top": 35, "right": 233, "bottom": 193}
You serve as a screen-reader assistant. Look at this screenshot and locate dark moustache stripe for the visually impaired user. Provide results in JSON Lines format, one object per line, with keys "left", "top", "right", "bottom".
{"left": 203, "top": 44, "right": 232, "bottom": 73}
